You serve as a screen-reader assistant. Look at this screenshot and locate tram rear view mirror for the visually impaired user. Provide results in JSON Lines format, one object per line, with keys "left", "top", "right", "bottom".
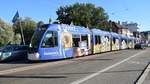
{"left": 37, "top": 21, "right": 44, "bottom": 27}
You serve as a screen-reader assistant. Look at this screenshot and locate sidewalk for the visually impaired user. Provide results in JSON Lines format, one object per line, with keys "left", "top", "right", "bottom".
{"left": 143, "top": 65, "right": 150, "bottom": 84}
{"left": 136, "top": 63, "right": 150, "bottom": 84}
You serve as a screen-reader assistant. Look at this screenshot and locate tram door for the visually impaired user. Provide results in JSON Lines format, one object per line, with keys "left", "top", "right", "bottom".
{"left": 72, "top": 34, "right": 89, "bottom": 57}
{"left": 72, "top": 34, "right": 81, "bottom": 57}
{"left": 80, "top": 35, "right": 89, "bottom": 55}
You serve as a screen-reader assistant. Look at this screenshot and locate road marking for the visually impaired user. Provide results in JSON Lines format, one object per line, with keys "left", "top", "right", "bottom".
{"left": 136, "top": 63, "right": 150, "bottom": 84}
{"left": 70, "top": 50, "right": 146, "bottom": 84}
{"left": 128, "top": 61, "right": 147, "bottom": 65}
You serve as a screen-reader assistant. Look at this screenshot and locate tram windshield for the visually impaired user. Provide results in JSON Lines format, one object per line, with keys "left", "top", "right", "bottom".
{"left": 29, "top": 25, "right": 48, "bottom": 51}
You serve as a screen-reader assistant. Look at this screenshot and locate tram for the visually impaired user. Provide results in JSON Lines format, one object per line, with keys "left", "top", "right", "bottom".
{"left": 28, "top": 24, "right": 137, "bottom": 61}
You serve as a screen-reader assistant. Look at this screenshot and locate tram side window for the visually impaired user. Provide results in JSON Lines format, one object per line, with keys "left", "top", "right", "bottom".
{"left": 81, "top": 35, "right": 88, "bottom": 41}
{"left": 98, "top": 36, "right": 101, "bottom": 44}
{"left": 95, "top": 35, "right": 101, "bottom": 44}
{"left": 72, "top": 34, "right": 80, "bottom": 47}
{"left": 125, "top": 39, "right": 127, "bottom": 43}
{"left": 41, "top": 31, "right": 58, "bottom": 48}
{"left": 113, "top": 38, "right": 116, "bottom": 44}
{"left": 81, "top": 35, "right": 88, "bottom": 46}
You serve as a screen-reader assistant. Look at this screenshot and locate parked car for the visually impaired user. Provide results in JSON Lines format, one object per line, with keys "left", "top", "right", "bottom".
{"left": 0, "top": 44, "right": 28, "bottom": 61}
{"left": 134, "top": 43, "right": 146, "bottom": 49}
{"left": 148, "top": 43, "right": 150, "bottom": 47}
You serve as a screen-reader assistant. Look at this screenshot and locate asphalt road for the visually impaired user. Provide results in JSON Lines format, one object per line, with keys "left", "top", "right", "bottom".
{"left": 0, "top": 48, "right": 150, "bottom": 84}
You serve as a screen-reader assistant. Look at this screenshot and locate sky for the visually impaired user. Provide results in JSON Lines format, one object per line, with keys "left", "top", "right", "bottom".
{"left": 0, "top": 0, "right": 150, "bottom": 31}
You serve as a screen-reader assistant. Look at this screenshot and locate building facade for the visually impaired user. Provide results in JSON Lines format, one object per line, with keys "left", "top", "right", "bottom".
{"left": 122, "top": 22, "right": 139, "bottom": 37}
{"left": 140, "top": 31, "right": 150, "bottom": 43}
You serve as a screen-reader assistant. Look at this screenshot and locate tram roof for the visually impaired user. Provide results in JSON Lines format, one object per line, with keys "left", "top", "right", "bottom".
{"left": 91, "top": 29, "right": 111, "bottom": 36}
{"left": 128, "top": 36, "right": 135, "bottom": 40}
{"left": 110, "top": 32, "right": 120, "bottom": 38}
{"left": 47, "top": 24, "right": 91, "bottom": 34}
{"left": 120, "top": 34, "right": 128, "bottom": 39}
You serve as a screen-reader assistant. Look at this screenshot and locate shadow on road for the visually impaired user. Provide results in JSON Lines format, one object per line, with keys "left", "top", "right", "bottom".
{"left": 0, "top": 60, "right": 37, "bottom": 64}
{"left": 0, "top": 75, "right": 67, "bottom": 79}
{"left": 0, "top": 57, "right": 73, "bottom": 64}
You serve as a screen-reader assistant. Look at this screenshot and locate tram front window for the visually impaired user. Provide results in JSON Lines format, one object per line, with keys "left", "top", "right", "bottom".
{"left": 29, "top": 25, "right": 48, "bottom": 52}
{"left": 41, "top": 31, "right": 58, "bottom": 48}
{"left": 29, "top": 31, "right": 45, "bottom": 53}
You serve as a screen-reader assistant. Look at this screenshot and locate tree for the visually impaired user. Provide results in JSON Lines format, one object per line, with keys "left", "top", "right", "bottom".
{"left": 0, "top": 18, "right": 14, "bottom": 46}
{"left": 56, "top": 3, "right": 109, "bottom": 29}
{"left": 13, "top": 17, "right": 36, "bottom": 45}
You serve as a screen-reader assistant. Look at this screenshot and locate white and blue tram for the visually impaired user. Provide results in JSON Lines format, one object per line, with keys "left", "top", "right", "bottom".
{"left": 28, "top": 24, "right": 137, "bottom": 61}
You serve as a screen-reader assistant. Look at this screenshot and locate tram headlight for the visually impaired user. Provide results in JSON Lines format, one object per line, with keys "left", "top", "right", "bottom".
{"left": 28, "top": 52, "right": 40, "bottom": 60}
{"left": 34, "top": 52, "right": 40, "bottom": 58}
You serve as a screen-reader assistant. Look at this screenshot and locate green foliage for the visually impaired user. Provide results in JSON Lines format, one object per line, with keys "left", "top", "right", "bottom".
{"left": 0, "top": 18, "right": 14, "bottom": 46}
{"left": 12, "top": 34, "right": 21, "bottom": 44}
{"left": 13, "top": 17, "right": 36, "bottom": 45}
{"left": 56, "top": 3, "right": 109, "bottom": 29}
